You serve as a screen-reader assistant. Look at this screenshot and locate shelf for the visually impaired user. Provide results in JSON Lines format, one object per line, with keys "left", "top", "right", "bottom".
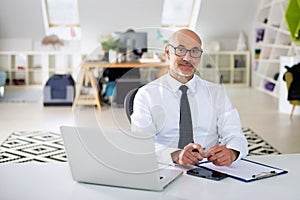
{"left": 0, "top": 51, "right": 250, "bottom": 87}
{"left": 233, "top": 68, "right": 247, "bottom": 71}
{"left": 257, "top": 73, "right": 278, "bottom": 83}
{"left": 254, "top": 58, "right": 280, "bottom": 63}
{"left": 253, "top": 0, "right": 299, "bottom": 97}
{"left": 200, "top": 51, "right": 250, "bottom": 86}
{"left": 0, "top": 51, "right": 86, "bottom": 86}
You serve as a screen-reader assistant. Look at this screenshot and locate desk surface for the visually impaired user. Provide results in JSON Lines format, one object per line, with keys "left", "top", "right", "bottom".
{"left": 0, "top": 154, "right": 299, "bottom": 200}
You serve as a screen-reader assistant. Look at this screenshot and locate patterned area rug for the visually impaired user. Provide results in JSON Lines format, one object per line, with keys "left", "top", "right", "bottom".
{"left": 242, "top": 128, "right": 281, "bottom": 156}
{"left": 0, "top": 131, "right": 66, "bottom": 163}
{"left": 0, "top": 128, "right": 281, "bottom": 163}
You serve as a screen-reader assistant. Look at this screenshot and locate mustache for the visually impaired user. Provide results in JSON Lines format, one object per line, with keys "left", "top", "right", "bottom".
{"left": 178, "top": 60, "right": 195, "bottom": 67}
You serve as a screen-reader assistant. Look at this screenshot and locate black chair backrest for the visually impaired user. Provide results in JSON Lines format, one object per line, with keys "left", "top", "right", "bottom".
{"left": 124, "top": 87, "right": 139, "bottom": 123}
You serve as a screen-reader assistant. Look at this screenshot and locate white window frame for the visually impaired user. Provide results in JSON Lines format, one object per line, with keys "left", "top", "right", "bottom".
{"left": 161, "top": 0, "right": 201, "bottom": 29}
{"left": 41, "top": 0, "right": 81, "bottom": 40}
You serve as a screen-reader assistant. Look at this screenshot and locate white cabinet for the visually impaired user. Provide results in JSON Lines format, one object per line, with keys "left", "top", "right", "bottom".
{"left": 253, "top": 0, "right": 300, "bottom": 97}
{"left": 0, "top": 52, "right": 86, "bottom": 86}
{"left": 199, "top": 51, "right": 250, "bottom": 86}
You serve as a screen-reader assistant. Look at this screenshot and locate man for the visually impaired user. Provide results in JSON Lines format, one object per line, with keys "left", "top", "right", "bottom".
{"left": 131, "top": 29, "right": 248, "bottom": 166}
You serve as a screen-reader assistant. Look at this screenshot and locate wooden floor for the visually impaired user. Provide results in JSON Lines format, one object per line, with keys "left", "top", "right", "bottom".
{"left": 0, "top": 86, "right": 299, "bottom": 154}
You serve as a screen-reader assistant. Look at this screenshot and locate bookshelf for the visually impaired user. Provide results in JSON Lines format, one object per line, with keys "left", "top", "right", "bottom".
{"left": 0, "top": 51, "right": 250, "bottom": 87}
{"left": 199, "top": 51, "right": 250, "bottom": 86}
{"left": 253, "top": 0, "right": 300, "bottom": 97}
{"left": 0, "top": 52, "right": 86, "bottom": 86}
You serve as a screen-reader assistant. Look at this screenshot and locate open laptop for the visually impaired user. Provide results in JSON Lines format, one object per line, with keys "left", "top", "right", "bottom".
{"left": 60, "top": 126, "right": 182, "bottom": 191}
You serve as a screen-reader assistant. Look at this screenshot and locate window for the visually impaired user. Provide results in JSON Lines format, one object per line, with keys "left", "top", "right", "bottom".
{"left": 161, "top": 0, "right": 201, "bottom": 29}
{"left": 42, "top": 0, "right": 81, "bottom": 40}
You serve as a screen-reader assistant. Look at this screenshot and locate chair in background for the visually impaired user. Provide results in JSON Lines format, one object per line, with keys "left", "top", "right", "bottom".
{"left": 284, "top": 71, "right": 300, "bottom": 119}
{"left": 112, "top": 68, "right": 141, "bottom": 107}
{"left": 0, "top": 71, "right": 7, "bottom": 97}
{"left": 43, "top": 74, "right": 75, "bottom": 106}
{"left": 124, "top": 87, "right": 139, "bottom": 123}
{"left": 113, "top": 78, "right": 141, "bottom": 107}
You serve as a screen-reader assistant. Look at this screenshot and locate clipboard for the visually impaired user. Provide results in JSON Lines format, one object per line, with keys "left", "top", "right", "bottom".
{"left": 196, "top": 158, "right": 288, "bottom": 182}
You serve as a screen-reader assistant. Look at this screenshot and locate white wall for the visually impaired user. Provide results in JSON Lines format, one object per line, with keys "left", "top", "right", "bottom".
{"left": 0, "top": 0, "right": 261, "bottom": 52}
{"left": 196, "top": 0, "right": 261, "bottom": 50}
{"left": 0, "top": 0, "right": 45, "bottom": 39}
{"left": 0, "top": 0, "right": 45, "bottom": 50}
{"left": 78, "top": 0, "right": 163, "bottom": 53}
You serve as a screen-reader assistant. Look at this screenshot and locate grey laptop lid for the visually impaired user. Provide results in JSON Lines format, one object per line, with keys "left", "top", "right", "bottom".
{"left": 60, "top": 126, "right": 182, "bottom": 191}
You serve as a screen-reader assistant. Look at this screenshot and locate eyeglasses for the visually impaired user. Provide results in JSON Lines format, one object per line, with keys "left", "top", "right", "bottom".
{"left": 168, "top": 44, "right": 203, "bottom": 58}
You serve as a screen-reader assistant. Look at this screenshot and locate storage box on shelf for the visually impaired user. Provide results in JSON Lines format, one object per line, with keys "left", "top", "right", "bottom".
{"left": 200, "top": 51, "right": 250, "bottom": 86}
{"left": 253, "top": 0, "right": 300, "bottom": 97}
{"left": 0, "top": 52, "right": 86, "bottom": 86}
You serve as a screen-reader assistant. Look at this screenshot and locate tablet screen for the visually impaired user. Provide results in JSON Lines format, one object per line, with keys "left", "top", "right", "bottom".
{"left": 187, "top": 167, "right": 227, "bottom": 181}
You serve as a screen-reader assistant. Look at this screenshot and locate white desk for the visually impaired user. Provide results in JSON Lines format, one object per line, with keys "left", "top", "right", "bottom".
{"left": 0, "top": 154, "right": 299, "bottom": 200}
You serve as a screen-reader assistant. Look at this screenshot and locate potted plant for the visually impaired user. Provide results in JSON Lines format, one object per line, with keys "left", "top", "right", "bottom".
{"left": 100, "top": 35, "right": 120, "bottom": 62}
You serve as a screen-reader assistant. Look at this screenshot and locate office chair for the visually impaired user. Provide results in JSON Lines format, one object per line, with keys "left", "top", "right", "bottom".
{"left": 283, "top": 71, "right": 300, "bottom": 119}
{"left": 114, "top": 78, "right": 141, "bottom": 106}
{"left": 124, "top": 87, "right": 139, "bottom": 123}
{"left": 105, "top": 68, "right": 141, "bottom": 107}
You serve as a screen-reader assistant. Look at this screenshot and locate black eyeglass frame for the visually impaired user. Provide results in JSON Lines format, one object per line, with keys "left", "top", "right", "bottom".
{"left": 168, "top": 44, "right": 203, "bottom": 58}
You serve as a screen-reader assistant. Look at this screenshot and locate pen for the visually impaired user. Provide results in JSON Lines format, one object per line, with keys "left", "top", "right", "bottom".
{"left": 192, "top": 136, "right": 221, "bottom": 156}
{"left": 192, "top": 149, "right": 199, "bottom": 153}
{"left": 192, "top": 148, "right": 206, "bottom": 153}
{"left": 192, "top": 148, "right": 206, "bottom": 158}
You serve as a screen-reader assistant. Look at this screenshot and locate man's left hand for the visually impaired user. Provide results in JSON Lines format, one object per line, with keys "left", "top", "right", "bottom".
{"left": 205, "top": 145, "right": 239, "bottom": 166}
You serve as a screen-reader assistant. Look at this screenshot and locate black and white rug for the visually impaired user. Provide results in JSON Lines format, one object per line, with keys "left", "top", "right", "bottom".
{"left": 0, "top": 128, "right": 281, "bottom": 163}
{"left": 242, "top": 128, "right": 281, "bottom": 156}
{"left": 0, "top": 131, "right": 67, "bottom": 163}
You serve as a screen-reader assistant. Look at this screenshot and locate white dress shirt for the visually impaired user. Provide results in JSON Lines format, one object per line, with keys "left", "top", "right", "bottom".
{"left": 131, "top": 72, "right": 248, "bottom": 164}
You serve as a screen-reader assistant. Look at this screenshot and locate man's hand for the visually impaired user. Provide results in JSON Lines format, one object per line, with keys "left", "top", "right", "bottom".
{"left": 171, "top": 143, "right": 205, "bottom": 165}
{"left": 205, "top": 145, "right": 239, "bottom": 166}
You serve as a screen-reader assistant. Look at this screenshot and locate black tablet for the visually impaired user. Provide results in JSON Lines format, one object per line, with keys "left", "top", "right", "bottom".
{"left": 187, "top": 167, "right": 227, "bottom": 181}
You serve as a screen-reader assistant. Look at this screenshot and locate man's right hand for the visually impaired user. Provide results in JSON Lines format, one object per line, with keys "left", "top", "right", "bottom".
{"left": 171, "top": 143, "right": 205, "bottom": 165}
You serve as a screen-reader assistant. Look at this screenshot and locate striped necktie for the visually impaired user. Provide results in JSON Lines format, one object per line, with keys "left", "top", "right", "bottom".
{"left": 178, "top": 85, "right": 193, "bottom": 149}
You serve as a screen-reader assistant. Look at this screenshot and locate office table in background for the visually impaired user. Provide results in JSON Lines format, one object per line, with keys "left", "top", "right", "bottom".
{"left": 72, "top": 61, "right": 168, "bottom": 111}
{"left": 0, "top": 154, "right": 299, "bottom": 200}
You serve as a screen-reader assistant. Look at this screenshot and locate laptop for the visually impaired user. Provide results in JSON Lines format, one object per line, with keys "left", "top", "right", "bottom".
{"left": 60, "top": 126, "right": 182, "bottom": 191}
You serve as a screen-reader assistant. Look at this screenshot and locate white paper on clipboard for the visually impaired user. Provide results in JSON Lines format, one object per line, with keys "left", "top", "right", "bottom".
{"left": 197, "top": 158, "right": 288, "bottom": 182}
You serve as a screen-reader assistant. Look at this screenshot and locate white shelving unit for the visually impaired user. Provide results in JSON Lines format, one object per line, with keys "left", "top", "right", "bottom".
{"left": 0, "top": 51, "right": 250, "bottom": 87}
{"left": 0, "top": 52, "right": 87, "bottom": 86}
{"left": 253, "top": 0, "right": 300, "bottom": 97}
{"left": 199, "top": 51, "right": 250, "bottom": 86}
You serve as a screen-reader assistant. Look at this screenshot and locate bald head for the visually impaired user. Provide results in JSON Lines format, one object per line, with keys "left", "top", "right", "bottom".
{"left": 169, "top": 29, "right": 202, "bottom": 47}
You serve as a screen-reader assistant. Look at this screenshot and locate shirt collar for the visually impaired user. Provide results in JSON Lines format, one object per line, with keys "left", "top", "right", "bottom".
{"left": 166, "top": 72, "right": 197, "bottom": 94}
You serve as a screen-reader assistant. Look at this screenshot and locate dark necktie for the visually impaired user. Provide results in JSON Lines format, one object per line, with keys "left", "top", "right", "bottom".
{"left": 178, "top": 85, "right": 193, "bottom": 149}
